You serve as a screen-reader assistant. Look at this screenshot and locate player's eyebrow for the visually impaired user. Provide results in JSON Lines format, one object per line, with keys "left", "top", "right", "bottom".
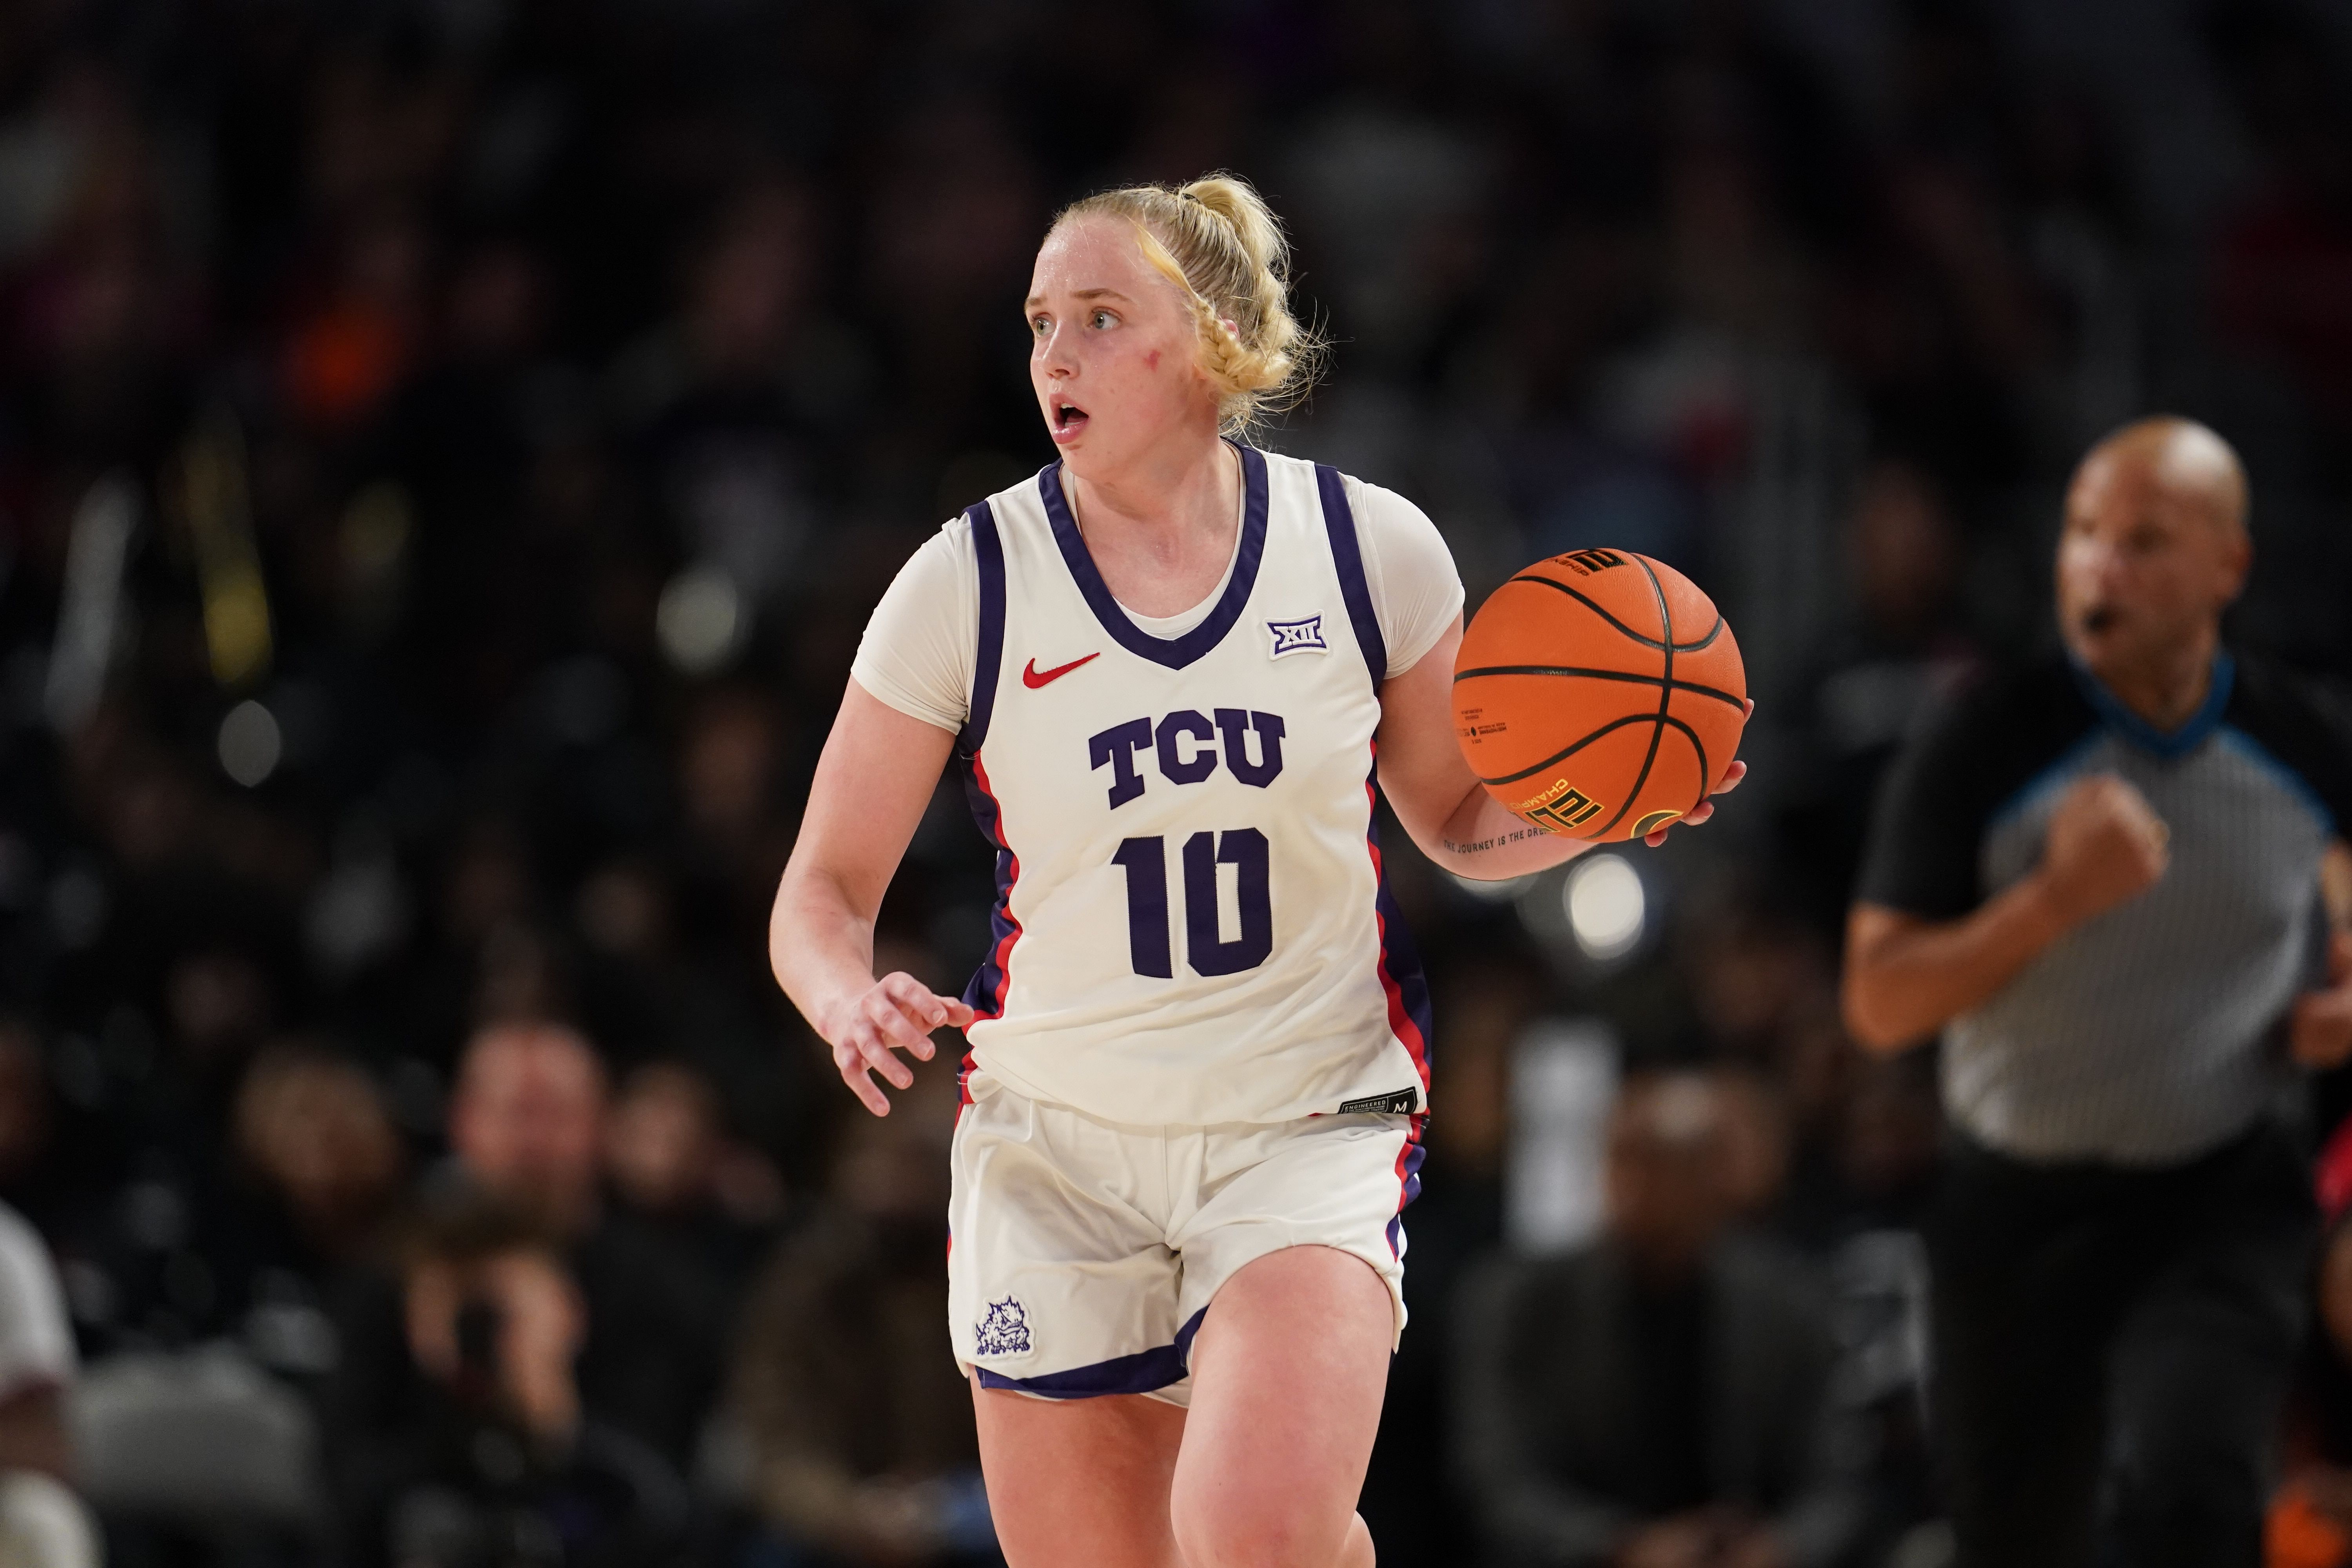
{"left": 1024, "top": 287, "right": 1136, "bottom": 307}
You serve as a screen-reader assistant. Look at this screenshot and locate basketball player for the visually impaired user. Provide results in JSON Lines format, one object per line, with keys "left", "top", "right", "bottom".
{"left": 769, "top": 176, "right": 1743, "bottom": 1568}
{"left": 1844, "top": 417, "right": 2352, "bottom": 1567}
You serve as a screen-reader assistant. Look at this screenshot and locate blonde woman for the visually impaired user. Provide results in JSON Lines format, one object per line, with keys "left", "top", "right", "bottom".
{"left": 771, "top": 175, "right": 1740, "bottom": 1566}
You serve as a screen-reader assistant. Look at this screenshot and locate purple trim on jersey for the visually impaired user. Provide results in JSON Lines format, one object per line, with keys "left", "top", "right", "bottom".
{"left": 1387, "top": 1114, "right": 1428, "bottom": 1258}
{"left": 1315, "top": 464, "right": 1387, "bottom": 690}
{"left": 959, "top": 754, "right": 1021, "bottom": 1020}
{"left": 975, "top": 1306, "right": 1209, "bottom": 1398}
{"left": 1373, "top": 837, "right": 1436, "bottom": 1077}
{"left": 1037, "top": 443, "right": 1269, "bottom": 670}
{"left": 959, "top": 501, "right": 1007, "bottom": 757}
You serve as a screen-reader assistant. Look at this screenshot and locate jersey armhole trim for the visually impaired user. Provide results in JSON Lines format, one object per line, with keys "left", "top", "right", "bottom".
{"left": 960, "top": 501, "right": 1006, "bottom": 757}
{"left": 1316, "top": 464, "right": 1387, "bottom": 692}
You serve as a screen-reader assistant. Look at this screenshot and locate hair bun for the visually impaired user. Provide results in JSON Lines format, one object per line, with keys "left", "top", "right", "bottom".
{"left": 1054, "top": 174, "right": 1324, "bottom": 436}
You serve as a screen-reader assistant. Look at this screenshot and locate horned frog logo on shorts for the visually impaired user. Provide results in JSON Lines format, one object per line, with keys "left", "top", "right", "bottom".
{"left": 975, "top": 1296, "right": 1032, "bottom": 1356}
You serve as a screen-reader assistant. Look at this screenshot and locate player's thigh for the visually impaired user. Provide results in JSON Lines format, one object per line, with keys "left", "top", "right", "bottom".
{"left": 1172, "top": 1244, "right": 1393, "bottom": 1568}
{"left": 974, "top": 1379, "right": 1188, "bottom": 1568}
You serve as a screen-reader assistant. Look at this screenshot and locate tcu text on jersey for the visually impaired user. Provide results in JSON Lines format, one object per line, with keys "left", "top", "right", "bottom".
{"left": 1087, "top": 709, "right": 1287, "bottom": 807}
{"left": 946, "top": 446, "right": 1433, "bottom": 1126}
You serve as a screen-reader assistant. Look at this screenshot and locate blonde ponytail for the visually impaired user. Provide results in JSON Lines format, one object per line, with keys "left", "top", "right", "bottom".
{"left": 1054, "top": 173, "right": 1324, "bottom": 436}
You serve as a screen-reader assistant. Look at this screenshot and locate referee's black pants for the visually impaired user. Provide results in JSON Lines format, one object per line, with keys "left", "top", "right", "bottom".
{"left": 1927, "top": 1122, "right": 2315, "bottom": 1568}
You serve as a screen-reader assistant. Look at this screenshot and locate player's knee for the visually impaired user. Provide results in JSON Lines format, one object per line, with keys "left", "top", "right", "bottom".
{"left": 1169, "top": 1490, "right": 1360, "bottom": 1568}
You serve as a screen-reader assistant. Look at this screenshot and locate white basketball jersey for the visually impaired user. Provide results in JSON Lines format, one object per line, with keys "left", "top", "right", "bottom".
{"left": 952, "top": 445, "right": 1432, "bottom": 1127}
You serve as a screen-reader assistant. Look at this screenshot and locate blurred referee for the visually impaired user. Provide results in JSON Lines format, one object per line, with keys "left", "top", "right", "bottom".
{"left": 1842, "top": 416, "right": 2352, "bottom": 1568}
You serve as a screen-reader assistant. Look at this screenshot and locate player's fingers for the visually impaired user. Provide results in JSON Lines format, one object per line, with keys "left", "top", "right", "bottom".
{"left": 877, "top": 975, "right": 953, "bottom": 1058}
{"left": 864, "top": 984, "right": 934, "bottom": 1046}
{"left": 1644, "top": 797, "right": 1719, "bottom": 846}
{"left": 859, "top": 1040, "right": 916, "bottom": 1092}
{"left": 942, "top": 998, "right": 977, "bottom": 1028}
{"left": 870, "top": 997, "right": 936, "bottom": 1062}
{"left": 1711, "top": 760, "right": 1748, "bottom": 795}
{"left": 877, "top": 971, "right": 938, "bottom": 1022}
{"left": 831, "top": 1043, "right": 894, "bottom": 1115}
{"left": 845, "top": 1066, "right": 892, "bottom": 1116}
{"left": 852, "top": 1021, "right": 918, "bottom": 1090}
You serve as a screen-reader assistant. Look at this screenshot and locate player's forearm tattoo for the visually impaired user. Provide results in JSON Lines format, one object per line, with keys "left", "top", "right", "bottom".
{"left": 1441, "top": 827, "right": 1544, "bottom": 856}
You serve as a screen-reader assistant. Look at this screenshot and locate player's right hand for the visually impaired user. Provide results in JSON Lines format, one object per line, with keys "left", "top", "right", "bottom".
{"left": 824, "top": 972, "right": 976, "bottom": 1116}
{"left": 2037, "top": 773, "right": 2169, "bottom": 930}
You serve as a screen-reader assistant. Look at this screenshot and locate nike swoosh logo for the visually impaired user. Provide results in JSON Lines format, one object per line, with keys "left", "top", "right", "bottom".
{"left": 1022, "top": 652, "right": 1101, "bottom": 689}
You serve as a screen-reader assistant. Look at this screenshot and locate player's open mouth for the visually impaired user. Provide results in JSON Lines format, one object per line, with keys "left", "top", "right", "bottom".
{"left": 1051, "top": 399, "right": 1089, "bottom": 443}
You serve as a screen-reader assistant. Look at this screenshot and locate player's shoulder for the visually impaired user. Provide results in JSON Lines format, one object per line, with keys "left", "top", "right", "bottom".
{"left": 1331, "top": 468, "right": 1436, "bottom": 527}
{"left": 1308, "top": 467, "right": 1450, "bottom": 570}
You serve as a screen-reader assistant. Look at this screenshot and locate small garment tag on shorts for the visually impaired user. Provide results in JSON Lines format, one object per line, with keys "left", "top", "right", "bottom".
{"left": 1337, "top": 1089, "right": 1418, "bottom": 1115}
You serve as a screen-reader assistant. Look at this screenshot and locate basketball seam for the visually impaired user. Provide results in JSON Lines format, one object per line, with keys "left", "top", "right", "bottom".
{"left": 1452, "top": 664, "right": 1746, "bottom": 709}
{"left": 1673, "top": 614, "right": 1723, "bottom": 653}
{"left": 1657, "top": 713, "right": 1710, "bottom": 818}
{"left": 1475, "top": 712, "right": 1661, "bottom": 788}
{"left": 1504, "top": 573, "right": 1669, "bottom": 649}
{"left": 1577, "top": 557, "right": 1676, "bottom": 840}
{"left": 1504, "top": 573, "right": 1723, "bottom": 654}
{"left": 1475, "top": 710, "right": 1717, "bottom": 800}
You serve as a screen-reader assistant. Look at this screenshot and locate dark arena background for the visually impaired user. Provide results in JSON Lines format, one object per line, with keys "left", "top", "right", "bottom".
{"left": 0, "top": 0, "right": 2347, "bottom": 1565}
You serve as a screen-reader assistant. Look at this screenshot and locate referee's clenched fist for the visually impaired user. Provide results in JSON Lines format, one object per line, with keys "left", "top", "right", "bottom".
{"left": 1844, "top": 416, "right": 2352, "bottom": 1568}
{"left": 2040, "top": 773, "right": 2169, "bottom": 919}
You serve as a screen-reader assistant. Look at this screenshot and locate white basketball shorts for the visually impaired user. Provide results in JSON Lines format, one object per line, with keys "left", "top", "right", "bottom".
{"left": 947, "top": 1067, "right": 1425, "bottom": 1406}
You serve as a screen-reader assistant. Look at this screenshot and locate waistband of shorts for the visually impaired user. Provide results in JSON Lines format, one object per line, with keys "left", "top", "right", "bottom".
{"left": 961, "top": 1065, "right": 1421, "bottom": 1138}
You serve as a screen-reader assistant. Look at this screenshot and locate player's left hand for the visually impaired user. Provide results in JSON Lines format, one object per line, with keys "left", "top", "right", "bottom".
{"left": 2290, "top": 931, "right": 2352, "bottom": 1069}
{"left": 1642, "top": 701, "right": 1751, "bottom": 848}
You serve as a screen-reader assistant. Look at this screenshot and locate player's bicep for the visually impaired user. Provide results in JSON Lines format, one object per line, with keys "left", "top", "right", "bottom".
{"left": 787, "top": 679, "right": 960, "bottom": 920}
{"left": 1373, "top": 615, "right": 1479, "bottom": 849}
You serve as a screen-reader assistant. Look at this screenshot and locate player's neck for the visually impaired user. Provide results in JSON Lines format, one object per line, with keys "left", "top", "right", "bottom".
{"left": 1063, "top": 431, "right": 1242, "bottom": 616}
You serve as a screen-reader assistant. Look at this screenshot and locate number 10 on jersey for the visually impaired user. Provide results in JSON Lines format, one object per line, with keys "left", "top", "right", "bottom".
{"left": 1110, "top": 831, "right": 1272, "bottom": 978}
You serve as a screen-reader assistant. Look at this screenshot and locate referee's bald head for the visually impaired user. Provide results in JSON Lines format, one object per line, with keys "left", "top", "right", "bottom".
{"left": 2071, "top": 416, "right": 2249, "bottom": 539}
{"left": 2058, "top": 415, "right": 2253, "bottom": 700}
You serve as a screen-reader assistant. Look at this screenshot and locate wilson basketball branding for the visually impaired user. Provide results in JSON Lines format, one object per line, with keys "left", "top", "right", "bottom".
{"left": 1511, "top": 778, "right": 1606, "bottom": 833}
{"left": 1553, "top": 547, "right": 1629, "bottom": 577}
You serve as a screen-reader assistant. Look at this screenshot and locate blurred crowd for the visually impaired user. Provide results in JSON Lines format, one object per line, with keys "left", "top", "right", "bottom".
{"left": 0, "top": 0, "right": 2343, "bottom": 1564}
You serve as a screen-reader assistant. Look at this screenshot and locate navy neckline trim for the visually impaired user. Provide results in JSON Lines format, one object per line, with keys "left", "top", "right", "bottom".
{"left": 2069, "top": 650, "right": 2235, "bottom": 760}
{"left": 1038, "top": 442, "right": 1269, "bottom": 671}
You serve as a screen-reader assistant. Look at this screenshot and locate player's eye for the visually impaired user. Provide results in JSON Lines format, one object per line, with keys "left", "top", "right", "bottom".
{"left": 1089, "top": 309, "right": 1117, "bottom": 330}
{"left": 1029, "top": 315, "right": 1050, "bottom": 338}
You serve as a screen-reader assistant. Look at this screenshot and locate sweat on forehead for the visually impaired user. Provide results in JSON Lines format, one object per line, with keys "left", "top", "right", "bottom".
{"left": 2076, "top": 416, "right": 2249, "bottom": 533}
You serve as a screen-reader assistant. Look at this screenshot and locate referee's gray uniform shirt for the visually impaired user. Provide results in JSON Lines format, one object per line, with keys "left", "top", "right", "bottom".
{"left": 1857, "top": 651, "right": 2352, "bottom": 1166}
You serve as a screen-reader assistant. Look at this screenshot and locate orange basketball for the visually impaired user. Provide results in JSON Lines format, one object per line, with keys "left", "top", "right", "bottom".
{"left": 1452, "top": 547, "right": 1747, "bottom": 843}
